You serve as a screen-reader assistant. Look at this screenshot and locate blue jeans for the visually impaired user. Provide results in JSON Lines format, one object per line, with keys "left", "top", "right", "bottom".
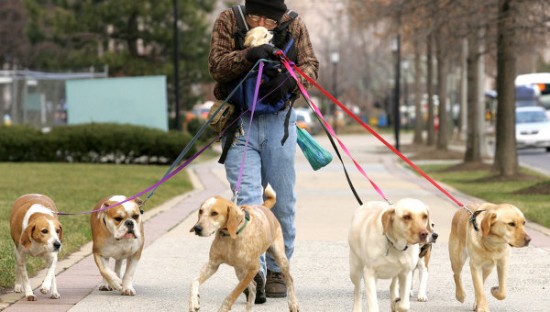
{"left": 223, "top": 107, "right": 297, "bottom": 277}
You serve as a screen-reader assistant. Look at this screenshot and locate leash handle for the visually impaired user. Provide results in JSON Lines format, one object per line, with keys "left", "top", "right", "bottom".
{"left": 280, "top": 59, "right": 390, "bottom": 204}
{"left": 290, "top": 63, "right": 465, "bottom": 208}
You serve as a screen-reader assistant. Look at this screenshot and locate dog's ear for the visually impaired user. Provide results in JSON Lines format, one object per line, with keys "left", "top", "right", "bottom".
{"left": 381, "top": 209, "right": 395, "bottom": 234}
{"left": 481, "top": 211, "right": 497, "bottom": 237}
{"left": 57, "top": 222, "right": 63, "bottom": 241}
{"left": 20, "top": 224, "right": 35, "bottom": 250}
{"left": 226, "top": 204, "right": 242, "bottom": 239}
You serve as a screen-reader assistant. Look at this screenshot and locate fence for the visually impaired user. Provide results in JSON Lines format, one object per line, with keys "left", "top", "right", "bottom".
{"left": 0, "top": 68, "right": 108, "bottom": 129}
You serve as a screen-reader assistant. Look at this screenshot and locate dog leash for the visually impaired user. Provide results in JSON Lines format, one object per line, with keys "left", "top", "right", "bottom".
{"left": 55, "top": 109, "right": 251, "bottom": 216}
{"left": 278, "top": 56, "right": 389, "bottom": 205}
{"left": 233, "top": 61, "right": 264, "bottom": 203}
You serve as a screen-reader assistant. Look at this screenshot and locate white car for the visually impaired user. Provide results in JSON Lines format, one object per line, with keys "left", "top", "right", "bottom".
{"left": 516, "top": 106, "right": 550, "bottom": 152}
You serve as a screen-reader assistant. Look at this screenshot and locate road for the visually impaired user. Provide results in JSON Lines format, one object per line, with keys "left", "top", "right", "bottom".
{"left": 518, "top": 148, "right": 550, "bottom": 176}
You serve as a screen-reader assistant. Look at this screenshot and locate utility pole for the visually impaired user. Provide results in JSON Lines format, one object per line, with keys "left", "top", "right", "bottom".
{"left": 172, "top": 0, "right": 181, "bottom": 130}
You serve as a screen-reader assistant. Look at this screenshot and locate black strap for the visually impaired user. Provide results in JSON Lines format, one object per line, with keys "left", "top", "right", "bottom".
{"left": 304, "top": 100, "right": 363, "bottom": 205}
{"left": 232, "top": 5, "right": 249, "bottom": 32}
{"left": 280, "top": 95, "right": 297, "bottom": 146}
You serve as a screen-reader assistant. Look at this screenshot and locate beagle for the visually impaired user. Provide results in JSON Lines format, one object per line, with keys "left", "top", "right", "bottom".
{"left": 9, "top": 194, "right": 63, "bottom": 301}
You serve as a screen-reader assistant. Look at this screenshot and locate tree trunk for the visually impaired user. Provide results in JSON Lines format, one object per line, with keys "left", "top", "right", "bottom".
{"left": 435, "top": 29, "right": 448, "bottom": 150}
{"left": 413, "top": 43, "right": 423, "bottom": 144}
{"left": 464, "top": 29, "right": 483, "bottom": 163}
{"left": 493, "top": 0, "right": 518, "bottom": 176}
{"left": 426, "top": 33, "right": 435, "bottom": 146}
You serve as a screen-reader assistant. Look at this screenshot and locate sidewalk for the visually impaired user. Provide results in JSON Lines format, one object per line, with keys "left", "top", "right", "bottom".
{"left": 2, "top": 133, "right": 550, "bottom": 311}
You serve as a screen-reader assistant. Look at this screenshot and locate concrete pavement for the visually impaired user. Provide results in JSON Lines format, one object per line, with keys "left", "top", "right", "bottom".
{"left": 2, "top": 133, "right": 550, "bottom": 311}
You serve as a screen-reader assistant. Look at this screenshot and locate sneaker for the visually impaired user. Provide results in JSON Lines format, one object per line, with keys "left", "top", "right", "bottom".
{"left": 243, "top": 272, "right": 266, "bottom": 304}
{"left": 265, "top": 269, "right": 287, "bottom": 298}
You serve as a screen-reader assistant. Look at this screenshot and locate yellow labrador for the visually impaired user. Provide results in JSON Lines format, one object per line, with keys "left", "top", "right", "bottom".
{"left": 449, "top": 203, "right": 531, "bottom": 312}
{"left": 348, "top": 198, "right": 431, "bottom": 312}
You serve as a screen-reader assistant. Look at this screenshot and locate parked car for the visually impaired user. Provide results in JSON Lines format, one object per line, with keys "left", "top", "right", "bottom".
{"left": 295, "top": 107, "right": 321, "bottom": 135}
{"left": 515, "top": 106, "right": 550, "bottom": 152}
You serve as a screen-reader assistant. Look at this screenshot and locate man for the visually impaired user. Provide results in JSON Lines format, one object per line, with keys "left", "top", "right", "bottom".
{"left": 208, "top": 0, "right": 319, "bottom": 304}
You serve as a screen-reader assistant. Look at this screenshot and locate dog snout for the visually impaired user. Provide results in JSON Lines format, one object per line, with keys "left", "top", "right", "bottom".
{"left": 431, "top": 232, "right": 439, "bottom": 242}
{"left": 53, "top": 240, "right": 61, "bottom": 251}
{"left": 419, "top": 230, "right": 429, "bottom": 241}
{"left": 125, "top": 219, "right": 134, "bottom": 229}
{"left": 192, "top": 225, "right": 202, "bottom": 235}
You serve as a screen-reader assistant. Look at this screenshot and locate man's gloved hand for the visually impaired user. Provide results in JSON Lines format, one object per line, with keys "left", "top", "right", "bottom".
{"left": 260, "top": 72, "right": 297, "bottom": 105}
{"left": 245, "top": 44, "right": 277, "bottom": 63}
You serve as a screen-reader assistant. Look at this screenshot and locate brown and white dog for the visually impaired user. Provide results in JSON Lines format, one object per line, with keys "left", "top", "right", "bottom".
{"left": 390, "top": 220, "right": 438, "bottom": 303}
{"left": 90, "top": 195, "right": 144, "bottom": 296}
{"left": 348, "top": 198, "right": 432, "bottom": 312}
{"left": 244, "top": 26, "right": 273, "bottom": 48}
{"left": 9, "top": 194, "right": 63, "bottom": 301}
{"left": 189, "top": 185, "right": 298, "bottom": 312}
{"left": 449, "top": 203, "right": 531, "bottom": 312}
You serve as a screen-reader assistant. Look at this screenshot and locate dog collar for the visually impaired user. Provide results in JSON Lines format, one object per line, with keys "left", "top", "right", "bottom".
{"left": 385, "top": 234, "right": 408, "bottom": 256}
{"left": 468, "top": 209, "right": 485, "bottom": 231}
{"left": 219, "top": 210, "right": 250, "bottom": 237}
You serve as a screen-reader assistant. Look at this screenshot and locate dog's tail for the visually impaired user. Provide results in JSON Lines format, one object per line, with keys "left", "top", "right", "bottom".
{"left": 263, "top": 184, "right": 276, "bottom": 209}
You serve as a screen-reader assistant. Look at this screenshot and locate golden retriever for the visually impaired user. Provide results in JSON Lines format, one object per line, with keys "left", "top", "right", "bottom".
{"left": 188, "top": 185, "right": 298, "bottom": 312}
{"left": 348, "top": 198, "right": 432, "bottom": 312}
{"left": 449, "top": 202, "right": 531, "bottom": 312}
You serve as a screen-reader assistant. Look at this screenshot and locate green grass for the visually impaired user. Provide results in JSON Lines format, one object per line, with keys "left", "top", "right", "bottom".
{"left": 0, "top": 162, "right": 195, "bottom": 289}
{"left": 413, "top": 163, "right": 550, "bottom": 228}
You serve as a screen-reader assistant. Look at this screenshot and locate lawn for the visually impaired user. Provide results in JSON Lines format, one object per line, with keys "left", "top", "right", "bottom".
{"left": 415, "top": 163, "right": 550, "bottom": 228}
{"left": 0, "top": 162, "right": 194, "bottom": 289}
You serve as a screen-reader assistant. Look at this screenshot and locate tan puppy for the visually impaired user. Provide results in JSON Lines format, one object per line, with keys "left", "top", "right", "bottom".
{"left": 189, "top": 185, "right": 298, "bottom": 312}
{"left": 449, "top": 203, "right": 531, "bottom": 312}
{"left": 244, "top": 26, "right": 273, "bottom": 47}
{"left": 348, "top": 198, "right": 431, "bottom": 312}
{"left": 9, "top": 194, "right": 63, "bottom": 301}
{"left": 90, "top": 195, "right": 144, "bottom": 296}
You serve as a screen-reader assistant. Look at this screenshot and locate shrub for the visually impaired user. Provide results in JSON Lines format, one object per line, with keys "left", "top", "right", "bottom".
{"left": 0, "top": 123, "right": 195, "bottom": 164}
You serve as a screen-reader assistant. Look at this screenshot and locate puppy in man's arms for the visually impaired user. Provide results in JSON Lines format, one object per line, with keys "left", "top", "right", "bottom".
{"left": 449, "top": 202, "right": 531, "bottom": 312}
{"left": 189, "top": 185, "right": 298, "bottom": 312}
{"left": 348, "top": 198, "right": 432, "bottom": 312}
{"left": 10, "top": 194, "right": 63, "bottom": 300}
{"left": 90, "top": 195, "right": 144, "bottom": 296}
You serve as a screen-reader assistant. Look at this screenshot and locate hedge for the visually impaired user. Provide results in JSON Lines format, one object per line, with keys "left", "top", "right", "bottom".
{"left": 0, "top": 123, "right": 208, "bottom": 164}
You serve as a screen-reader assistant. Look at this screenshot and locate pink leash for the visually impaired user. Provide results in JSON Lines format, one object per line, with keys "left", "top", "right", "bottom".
{"left": 280, "top": 58, "right": 391, "bottom": 204}
{"left": 286, "top": 60, "right": 465, "bottom": 208}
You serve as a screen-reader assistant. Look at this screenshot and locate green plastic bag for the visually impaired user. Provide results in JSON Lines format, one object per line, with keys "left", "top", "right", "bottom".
{"left": 296, "top": 126, "right": 333, "bottom": 170}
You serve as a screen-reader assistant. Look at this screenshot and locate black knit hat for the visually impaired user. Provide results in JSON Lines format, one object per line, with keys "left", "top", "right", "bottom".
{"left": 245, "top": 0, "right": 287, "bottom": 22}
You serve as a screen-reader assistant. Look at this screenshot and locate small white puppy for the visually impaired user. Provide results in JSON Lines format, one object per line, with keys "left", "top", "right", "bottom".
{"left": 348, "top": 198, "right": 431, "bottom": 312}
{"left": 244, "top": 26, "right": 273, "bottom": 47}
{"left": 10, "top": 194, "right": 63, "bottom": 301}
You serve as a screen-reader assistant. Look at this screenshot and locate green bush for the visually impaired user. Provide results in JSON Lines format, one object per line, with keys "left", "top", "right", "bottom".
{"left": 0, "top": 124, "right": 195, "bottom": 164}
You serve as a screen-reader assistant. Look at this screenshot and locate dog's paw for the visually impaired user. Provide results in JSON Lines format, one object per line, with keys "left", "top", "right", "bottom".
{"left": 122, "top": 286, "right": 136, "bottom": 296}
{"left": 99, "top": 283, "right": 113, "bottom": 291}
{"left": 490, "top": 286, "right": 506, "bottom": 300}
{"left": 189, "top": 295, "right": 200, "bottom": 311}
{"left": 50, "top": 291, "right": 60, "bottom": 299}
{"left": 14, "top": 284, "right": 23, "bottom": 293}
{"left": 417, "top": 292, "right": 428, "bottom": 302}
{"left": 289, "top": 302, "right": 300, "bottom": 312}
{"left": 26, "top": 294, "right": 37, "bottom": 301}
{"left": 108, "top": 277, "right": 123, "bottom": 291}
{"left": 456, "top": 289, "right": 465, "bottom": 303}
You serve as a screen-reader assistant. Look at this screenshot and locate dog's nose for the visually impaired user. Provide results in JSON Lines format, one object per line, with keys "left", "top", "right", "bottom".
{"left": 125, "top": 220, "right": 134, "bottom": 229}
{"left": 193, "top": 225, "right": 202, "bottom": 235}
{"left": 432, "top": 232, "right": 439, "bottom": 240}
{"left": 53, "top": 241, "right": 61, "bottom": 251}
{"left": 419, "top": 230, "right": 429, "bottom": 239}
